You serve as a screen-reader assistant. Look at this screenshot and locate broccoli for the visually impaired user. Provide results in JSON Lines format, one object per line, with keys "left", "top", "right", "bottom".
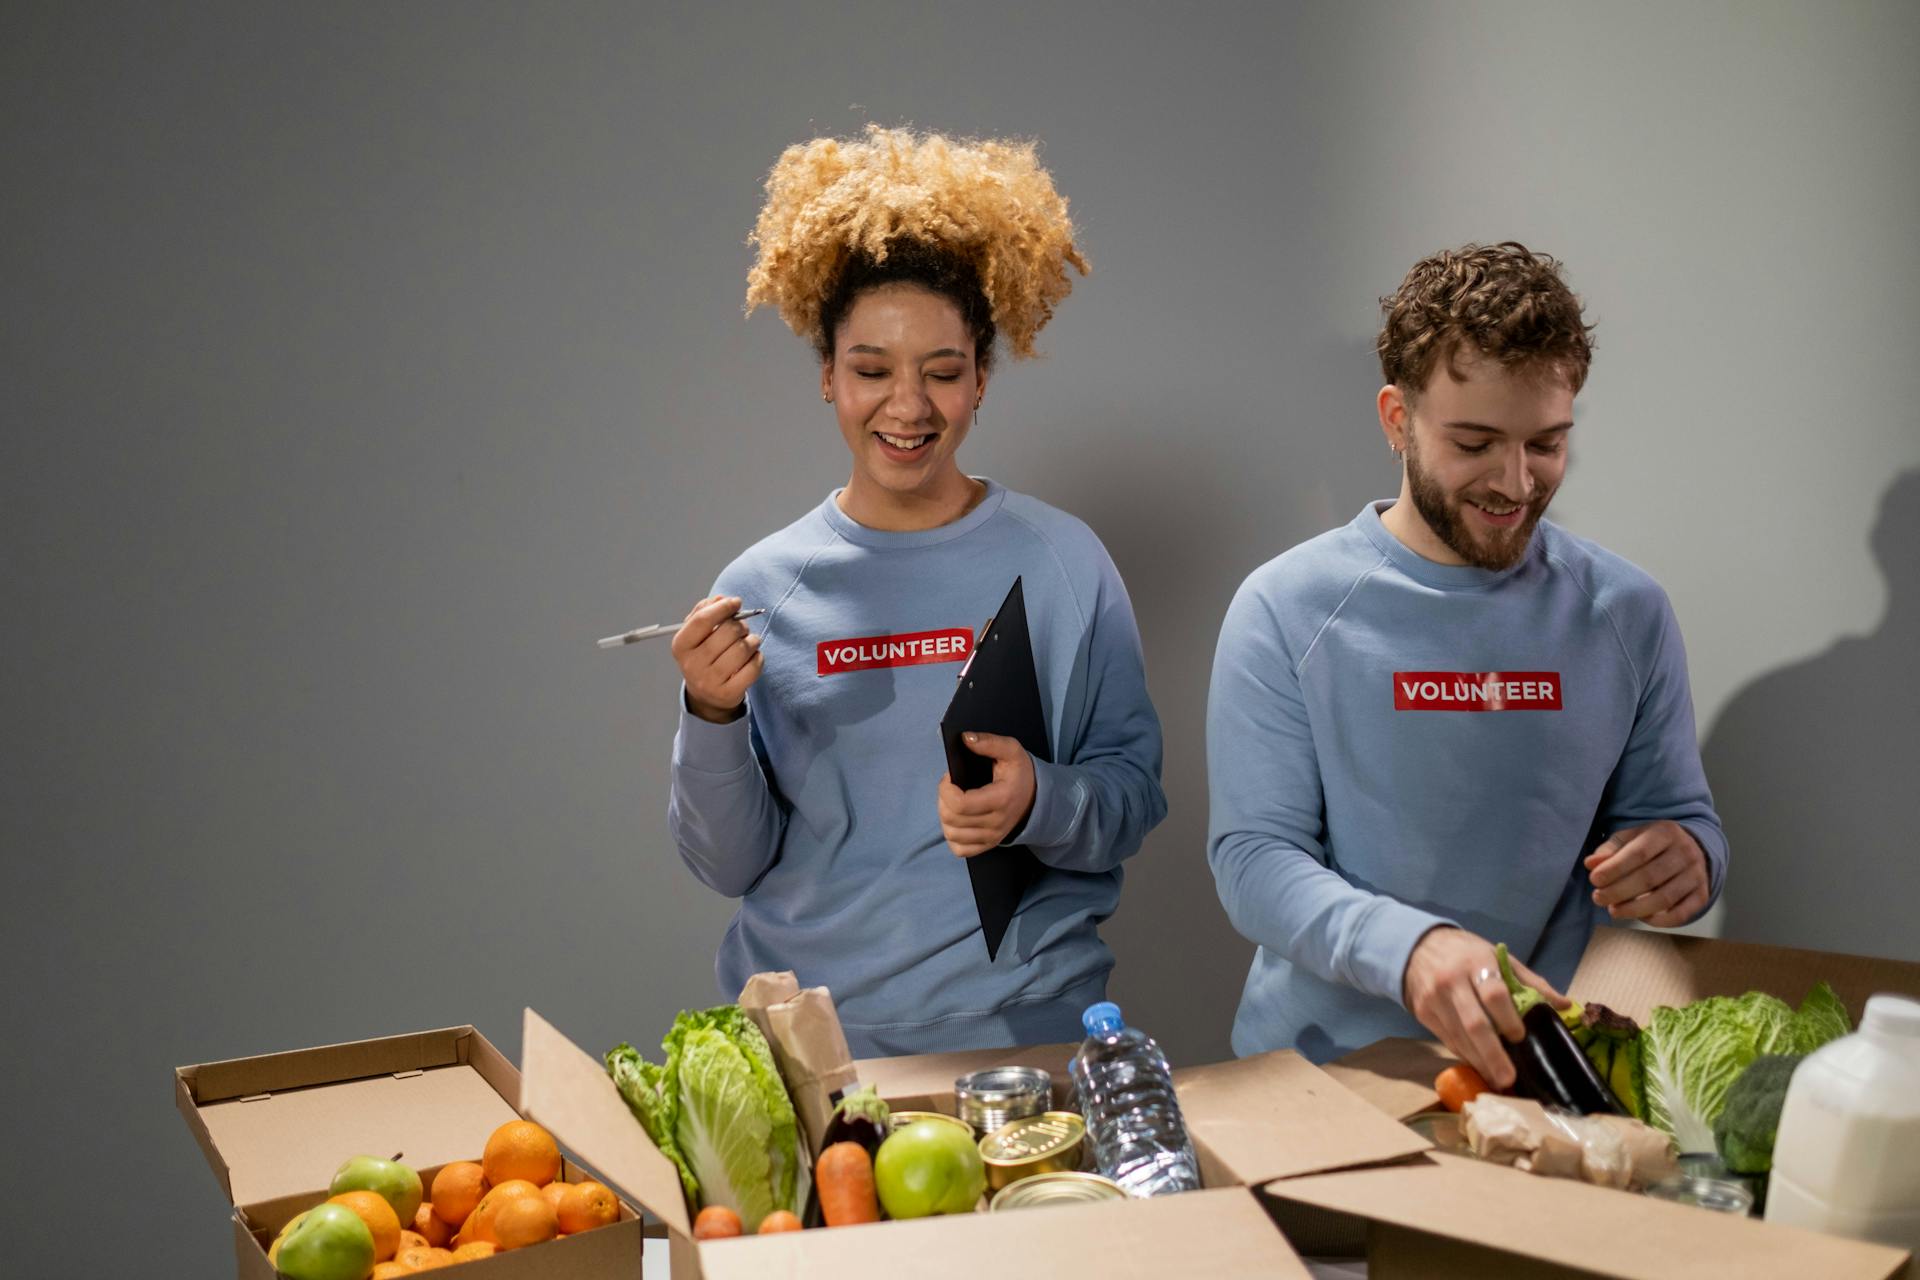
{"left": 1714, "top": 1053, "right": 1805, "bottom": 1175}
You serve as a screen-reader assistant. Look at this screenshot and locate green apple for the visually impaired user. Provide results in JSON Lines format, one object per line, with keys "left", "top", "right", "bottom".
{"left": 272, "top": 1202, "right": 373, "bottom": 1280}
{"left": 266, "top": 1210, "right": 308, "bottom": 1266}
{"left": 329, "top": 1154, "right": 423, "bottom": 1227}
{"left": 873, "top": 1120, "right": 987, "bottom": 1218}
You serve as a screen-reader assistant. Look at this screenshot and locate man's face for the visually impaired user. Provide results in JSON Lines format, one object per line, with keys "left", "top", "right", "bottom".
{"left": 1395, "top": 351, "right": 1575, "bottom": 571}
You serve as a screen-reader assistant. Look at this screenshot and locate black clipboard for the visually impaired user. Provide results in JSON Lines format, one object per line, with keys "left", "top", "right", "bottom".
{"left": 940, "top": 577, "right": 1050, "bottom": 961}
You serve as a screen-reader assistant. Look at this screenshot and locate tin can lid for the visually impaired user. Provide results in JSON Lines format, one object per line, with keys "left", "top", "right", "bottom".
{"left": 955, "top": 1066, "right": 1053, "bottom": 1103}
{"left": 981, "top": 1111, "right": 1085, "bottom": 1165}
{"left": 990, "top": 1171, "right": 1127, "bottom": 1211}
{"left": 888, "top": 1111, "right": 975, "bottom": 1135}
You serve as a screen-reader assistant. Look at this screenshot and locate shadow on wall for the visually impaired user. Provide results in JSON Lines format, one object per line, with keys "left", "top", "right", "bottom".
{"left": 1703, "top": 468, "right": 1920, "bottom": 963}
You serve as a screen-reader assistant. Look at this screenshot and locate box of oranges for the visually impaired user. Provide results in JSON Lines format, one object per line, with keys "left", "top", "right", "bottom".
{"left": 176, "top": 1024, "right": 646, "bottom": 1278}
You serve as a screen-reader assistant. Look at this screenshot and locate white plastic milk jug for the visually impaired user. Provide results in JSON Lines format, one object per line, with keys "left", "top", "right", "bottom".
{"left": 1765, "top": 994, "right": 1920, "bottom": 1250}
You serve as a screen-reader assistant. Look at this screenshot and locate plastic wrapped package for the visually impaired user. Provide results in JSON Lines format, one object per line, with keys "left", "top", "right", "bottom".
{"left": 1462, "top": 1095, "right": 1675, "bottom": 1190}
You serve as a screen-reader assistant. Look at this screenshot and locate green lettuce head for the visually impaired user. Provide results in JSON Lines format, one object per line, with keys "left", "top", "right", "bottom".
{"left": 1641, "top": 983, "right": 1849, "bottom": 1153}
{"left": 607, "top": 1005, "right": 809, "bottom": 1232}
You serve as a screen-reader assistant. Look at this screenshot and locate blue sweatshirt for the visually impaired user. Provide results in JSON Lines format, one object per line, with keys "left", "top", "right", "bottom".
{"left": 1208, "top": 501, "right": 1728, "bottom": 1063}
{"left": 670, "top": 480, "right": 1167, "bottom": 1057}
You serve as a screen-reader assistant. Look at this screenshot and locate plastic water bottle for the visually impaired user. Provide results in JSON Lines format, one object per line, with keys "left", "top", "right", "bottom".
{"left": 1766, "top": 994, "right": 1920, "bottom": 1250}
{"left": 1068, "top": 1001, "right": 1201, "bottom": 1197}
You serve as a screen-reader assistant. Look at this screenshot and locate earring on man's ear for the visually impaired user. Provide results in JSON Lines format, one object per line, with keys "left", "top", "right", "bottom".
{"left": 824, "top": 392, "right": 833, "bottom": 404}
{"left": 1391, "top": 442, "right": 1403, "bottom": 461}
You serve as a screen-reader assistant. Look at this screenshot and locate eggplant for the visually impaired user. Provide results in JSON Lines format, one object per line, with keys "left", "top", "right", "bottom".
{"left": 1505, "top": 1001, "right": 1627, "bottom": 1115}
{"left": 820, "top": 1084, "right": 891, "bottom": 1156}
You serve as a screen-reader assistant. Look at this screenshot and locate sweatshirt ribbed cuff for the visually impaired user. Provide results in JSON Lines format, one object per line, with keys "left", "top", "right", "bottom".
{"left": 675, "top": 688, "right": 753, "bottom": 773}
{"left": 1009, "top": 758, "right": 1082, "bottom": 850}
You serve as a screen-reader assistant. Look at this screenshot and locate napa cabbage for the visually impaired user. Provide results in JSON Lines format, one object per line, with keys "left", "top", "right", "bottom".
{"left": 1640, "top": 983, "right": 1849, "bottom": 1153}
{"left": 606, "top": 1005, "right": 808, "bottom": 1231}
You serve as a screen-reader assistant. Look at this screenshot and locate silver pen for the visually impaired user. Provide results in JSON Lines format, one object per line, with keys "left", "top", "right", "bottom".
{"left": 596, "top": 609, "right": 765, "bottom": 649}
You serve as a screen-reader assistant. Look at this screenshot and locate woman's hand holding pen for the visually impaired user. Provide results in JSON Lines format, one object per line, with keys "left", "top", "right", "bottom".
{"left": 938, "top": 732, "right": 1037, "bottom": 858}
{"left": 673, "top": 596, "right": 763, "bottom": 724}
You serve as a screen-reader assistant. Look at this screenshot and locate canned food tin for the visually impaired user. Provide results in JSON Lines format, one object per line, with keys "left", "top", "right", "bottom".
{"left": 980, "top": 1111, "right": 1086, "bottom": 1192}
{"left": 955, "top": 1066, "right": 1053, "bottom": 1137}
{"left": 887, "top": 1111, "right": 977, "bottom": 1142}
{"left": 990, "top": 1170, "right": 1127, "bottom": 1212}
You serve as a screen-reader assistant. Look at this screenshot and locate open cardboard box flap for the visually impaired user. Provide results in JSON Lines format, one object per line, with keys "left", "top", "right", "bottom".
{"left": 1173, "top": 1048, "right": 1430, "bottom": 1184}
{"left": 520, "top": 1006, "right": 693, "bottom": 1239}
{"left": 1266, "top": 1150, "right": 1912, "bottom": 1280}
{"left": 176, "top": 1025, "right": 523, "bottom": 1207}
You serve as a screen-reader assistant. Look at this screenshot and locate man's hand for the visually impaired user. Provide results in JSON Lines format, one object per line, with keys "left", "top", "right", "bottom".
{"left": 1403, "top": 926, "right": 1570, "bottom": 1089}
{"left": 671, "top": 595, "right": 763, "bottom": 724}
{"left": 937, "top": 732, "right": 1037, "bottom": 858}
{"left": 1585, "top": 820, "right": 1709, "bottom": 927}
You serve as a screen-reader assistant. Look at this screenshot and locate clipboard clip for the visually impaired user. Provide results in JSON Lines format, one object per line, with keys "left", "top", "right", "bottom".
{"left": 958, "top": 613, "right": 995, "bottom": 682}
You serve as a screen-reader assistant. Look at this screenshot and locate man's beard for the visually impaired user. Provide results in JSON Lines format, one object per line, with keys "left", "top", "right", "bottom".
{"left": 1404, "top": 436, "right": 1554, "bottom": 571}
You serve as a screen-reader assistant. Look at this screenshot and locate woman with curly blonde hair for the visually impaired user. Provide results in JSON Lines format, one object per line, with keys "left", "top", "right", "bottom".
{"left": 665, "top": 128, "right": 1167, "bottom": 1056}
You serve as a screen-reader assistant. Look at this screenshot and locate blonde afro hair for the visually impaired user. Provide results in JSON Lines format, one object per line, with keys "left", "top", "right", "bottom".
{"left": 745, "top": 125, "right": 1088, "bottom": 362}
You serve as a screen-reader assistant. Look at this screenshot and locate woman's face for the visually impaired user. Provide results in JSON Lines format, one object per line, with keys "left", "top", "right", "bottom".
{"left": 822, "top": 284, "right": 985, "bottom": 508}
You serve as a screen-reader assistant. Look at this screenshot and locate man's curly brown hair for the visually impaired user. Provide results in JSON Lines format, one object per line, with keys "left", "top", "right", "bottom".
{"left": 745, "top": 126, "right": 1088, "bottom": 367}
{"left": 1377, "top": 242, "right": 1594, "bottom": 401}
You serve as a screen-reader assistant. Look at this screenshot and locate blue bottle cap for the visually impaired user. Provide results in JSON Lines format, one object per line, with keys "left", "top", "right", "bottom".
{"left": 1082, "top": 1001, "right": 1124, "bottom": 1035}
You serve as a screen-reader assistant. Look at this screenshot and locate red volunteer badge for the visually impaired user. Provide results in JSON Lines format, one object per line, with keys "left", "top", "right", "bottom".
{"left": 1394, "top": 671, "right": 1564, "bottom": 711}
{"left": 817, "top": 628, "right": 974, "bottom": 676}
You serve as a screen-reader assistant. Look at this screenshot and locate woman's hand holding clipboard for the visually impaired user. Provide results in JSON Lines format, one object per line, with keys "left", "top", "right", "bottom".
{"left": 939, "top": 577, "right": 1051, "bottom": 962}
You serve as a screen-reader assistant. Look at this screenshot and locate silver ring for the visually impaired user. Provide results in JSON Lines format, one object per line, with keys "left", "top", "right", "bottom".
{"left": 1475, "top": 967, "right": 1495, "bottom": 986}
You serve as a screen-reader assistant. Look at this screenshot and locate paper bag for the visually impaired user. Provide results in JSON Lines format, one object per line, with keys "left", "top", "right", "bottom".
{"left": 738, "top": 971, "right": 859, "bottom": 1157}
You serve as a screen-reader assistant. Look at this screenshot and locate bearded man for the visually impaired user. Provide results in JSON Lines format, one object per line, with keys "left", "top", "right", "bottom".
{"left": 1206, "top": 243, "right": 1727, "bottom": 1080}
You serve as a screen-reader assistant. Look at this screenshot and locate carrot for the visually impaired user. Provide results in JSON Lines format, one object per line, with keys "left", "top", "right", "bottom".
{"left": 815, "top": 1141, "right": 880, "bottom": 1226}
{"left": 693, "top": 1205, "right": 742, "bottom": 1239}
{"left": 757, "top": 1210, "right": 803, "bottom": 1233}
{"left": 1435, "top": 1063, "right": 1490, "bottom": 1113}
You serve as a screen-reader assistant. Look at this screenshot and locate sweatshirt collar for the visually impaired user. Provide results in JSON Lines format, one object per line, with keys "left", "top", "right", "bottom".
{"left": 820, "top": 477, "right": 1008, "bottom": 549}
{"left": 1358, "top": 499, "right": 1541, "bottom": 590}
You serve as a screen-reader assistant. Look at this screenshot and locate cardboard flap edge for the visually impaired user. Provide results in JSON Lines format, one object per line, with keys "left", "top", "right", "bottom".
{"left": 520, "top": 1007, "right": 692, "bottom": 1239}
{"left": 1173, "top": 1048, "right": 1432, "bottom": 1185}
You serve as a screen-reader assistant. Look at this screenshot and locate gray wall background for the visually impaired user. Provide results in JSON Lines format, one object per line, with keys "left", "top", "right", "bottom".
{"left": 5, "top": 2, "right": 1916, "bottom": 1273}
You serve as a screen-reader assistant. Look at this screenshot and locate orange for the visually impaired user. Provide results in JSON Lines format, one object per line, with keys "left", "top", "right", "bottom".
{"left": 396, "top": 1229, "right": 430, "bottom": 1254}
{"left": 327, "top": 1189, "right": 401, "bottom": 1262}
{"left": 411, "top": 1201, "right": 452, "bottom": 1248}
{"left": 431, "top": 1162, "right": 487, "bottom": 1227}
{"left": 483, "top": 1120, "right": 561, "bottom": 1188}
{"left": 464, "top": 1179, "right": 541, "bottom": 1246}
{"left": 451, "top": 1241, "right": 498, "bottom": 1261}
{"left": 395, "top": 1244, "right": 455, "bottom": 1270}
{"left": 491, "top": 1195, "right": 559, "bottom": 1250}
{"left": 541, "top": 1181, "right": 569, "bottom": 1216}
{"left": 557, "top": 1181, "right": 620, "bottom": 1234}
{"left": 371, "top": 1264, "right": 411, "bottom": 1280}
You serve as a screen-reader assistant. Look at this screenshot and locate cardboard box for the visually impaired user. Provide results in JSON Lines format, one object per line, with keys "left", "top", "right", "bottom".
{"left": 1269, "top": 927, "right": 1920, "bottom": 1279}
{"left": 176, "top": 1025, "right": 646, "bottom": 1278}
{"left": 518, "top": 1006, "right": 1432, "bottom": 1279}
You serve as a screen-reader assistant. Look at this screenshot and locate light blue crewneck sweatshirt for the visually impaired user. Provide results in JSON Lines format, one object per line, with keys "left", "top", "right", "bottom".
{"left": 670, "top": 480, "right": 1167, "bottom": 1057}
{"left": 1208, "top": 501, "right": 1728, "bottom": 1063}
